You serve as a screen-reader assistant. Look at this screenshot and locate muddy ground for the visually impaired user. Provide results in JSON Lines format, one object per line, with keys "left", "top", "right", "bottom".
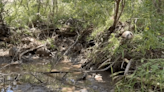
{"left": 0, "top": 20, "right": 117, "bottom": 92}
{"left": 0, "top": 43, "right": 115, "bottom": 92}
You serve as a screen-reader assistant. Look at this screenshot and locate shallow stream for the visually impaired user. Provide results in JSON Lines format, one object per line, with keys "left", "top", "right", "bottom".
{"left": 0, "top": 49, "right": 114, "bottom": 92}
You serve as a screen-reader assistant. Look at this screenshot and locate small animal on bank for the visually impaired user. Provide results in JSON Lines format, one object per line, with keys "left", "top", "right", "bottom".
{"left": 9, "top": 46, "right": 19, "bottom": 57}
{"left": 121, "top": 31, "right": 133, "bottom": 39}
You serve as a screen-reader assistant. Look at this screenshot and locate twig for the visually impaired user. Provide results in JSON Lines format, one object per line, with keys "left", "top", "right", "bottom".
{"left": 0, "top": 62, "right": 20, "bottom": 70}
{"left": 124, "top": 59, "right": 132, "bottom": 75}
{"left": 63, "top": 31, "right": 80, "bottom": 56}
{"left": 98, "top": 58, "right": 112, "bottom": 69}
{"left": 84, "top": 55, "right": 121, "bottom": 73}
{"left": 52, "top": 30, "right": 81, "bottom": 66}
{"left": 29, "top": 72, "right": 44, "bottom": 83}
{"left": 43, "top": 55, "right": 121, "bottom": 74}
{"left": 18, "top": 44, "right": 46, "bottom": 60}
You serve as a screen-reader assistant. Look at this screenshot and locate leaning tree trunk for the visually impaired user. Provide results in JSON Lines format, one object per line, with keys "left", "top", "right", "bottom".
{"left": 109, "top": 0, "right": 125, "bottom": 34}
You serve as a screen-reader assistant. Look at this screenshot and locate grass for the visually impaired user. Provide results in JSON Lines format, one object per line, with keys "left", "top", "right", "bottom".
{"left": 115, "top": 59, "right": 164, "bottom": 92}
{"left": 1, "top": 0, "right": 164, "bottom": 91}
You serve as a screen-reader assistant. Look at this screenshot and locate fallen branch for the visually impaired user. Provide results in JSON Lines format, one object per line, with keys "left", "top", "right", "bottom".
{"left": 63, "top": 31, "right": 80, "bottom": 55}
{"left": 52, "top": 30, "right": 81, "bottom": 67}
{"left": 29, "top": 72, "right": 44, "bottom": 83}
{"left": 43, "top": 55, "right": 121, "bottom": 74}
{"left": 0, "top": 61, "right": 20, "bottom": 70}
{"left": 18, "top": 44, "right": 46, "bottom": 60}
{"left": 124, "top": 59, "right": 132, "bottom": 75}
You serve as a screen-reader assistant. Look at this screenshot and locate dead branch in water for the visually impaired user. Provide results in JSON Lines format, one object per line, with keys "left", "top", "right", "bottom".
{"left": 43, "top": 55, "right": 121, "bottom": 74}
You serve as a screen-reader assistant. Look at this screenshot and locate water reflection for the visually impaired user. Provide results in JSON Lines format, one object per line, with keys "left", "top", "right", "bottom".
{"left": 0, "top": 57, "right": 114, "bottom": 92}
{"left": 1, "top": 85, "right": 13, "bottom": 92}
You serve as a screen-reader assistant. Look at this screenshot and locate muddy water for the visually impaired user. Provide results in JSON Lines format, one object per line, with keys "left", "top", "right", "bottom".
{"left": 0, "top": 54, "right": 114, "bottom": 92}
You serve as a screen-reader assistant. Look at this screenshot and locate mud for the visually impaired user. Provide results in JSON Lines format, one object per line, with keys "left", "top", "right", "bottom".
{"left": 0, "top": 49, "right": 115, "bottom": 92}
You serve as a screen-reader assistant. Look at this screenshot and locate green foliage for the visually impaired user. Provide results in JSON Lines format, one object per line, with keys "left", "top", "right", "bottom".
{"left": 47, "top": 38, "right": 57, "bottom": 50}
{"left": 3, "top": 0, "right": 115, "bottom": 31}
{"left": 115, "top": 0, "right": 164, "bottom": 91}
{"left": 4, "top": 0, "right": 54, "bottom": 27}
{"left": 1, "top": 0, "right": 164, "bottom": 91}
{"left": 107, "top": 34, "right": 120, "bottom": 53}
{"left": 116, "top": 59, "right": 164, "bottom": 92}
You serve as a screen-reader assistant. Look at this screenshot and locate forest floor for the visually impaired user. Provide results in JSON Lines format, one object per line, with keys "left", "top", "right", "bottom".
{"left": 0, "top": 24, "right": 116, "bottom": 92}
{"left": 0, "top": 17, "right": 163, "bottom": 92}
{"left": 0, "top": 0, "right": 164, "bottom": 91}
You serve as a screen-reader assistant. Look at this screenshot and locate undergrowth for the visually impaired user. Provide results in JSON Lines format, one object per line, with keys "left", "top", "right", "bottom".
{"left": 1, "top": 0, "right": 164, "bottom": 91}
